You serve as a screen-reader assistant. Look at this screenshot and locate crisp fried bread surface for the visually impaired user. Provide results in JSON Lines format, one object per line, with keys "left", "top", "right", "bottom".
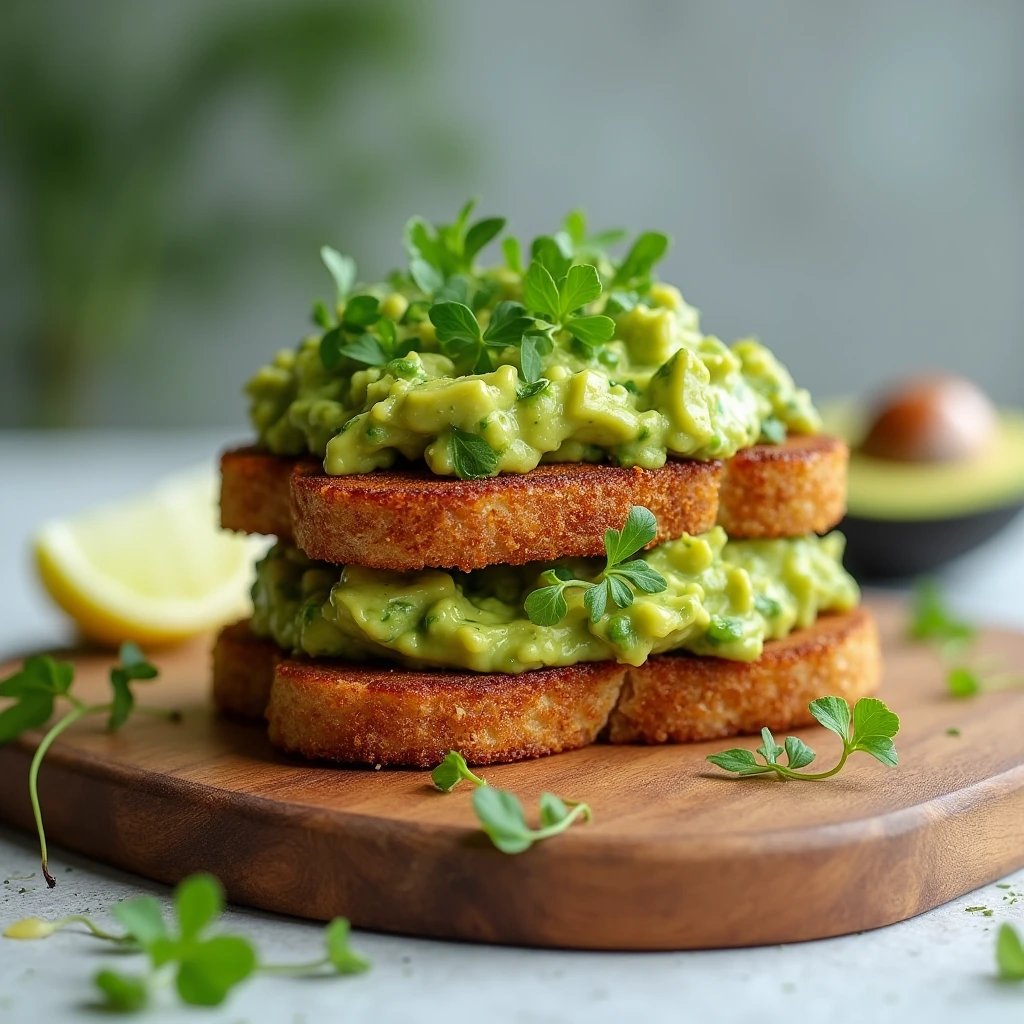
{"left": 212, "top": 609, "right": 879, "bottom": 766}
{"left": 717, "top": 434, "right": 848, "bottom": 539}
{"left": 222, "top": 449, "right": 722, "bottom": 571}
{"left": 219, "top": 435, "right": 847, "bottom": 569}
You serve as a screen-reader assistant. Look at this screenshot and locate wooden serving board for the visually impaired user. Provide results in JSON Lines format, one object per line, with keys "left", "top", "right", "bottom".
{"left": 1, "top": 596, "right": 1023, "bottom": 951}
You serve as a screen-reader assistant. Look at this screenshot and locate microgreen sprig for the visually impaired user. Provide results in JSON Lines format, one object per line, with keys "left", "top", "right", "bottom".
{"left": 0, "top": 644, "right": 170, "bottom": 886}
{"left": 472, "top": 787, "right": 592, "bottom": 855}
{"left": 706, "top": 696, "right": 900, "bottom": 781}
{"left": 428, "top": 298, "right": 542, "bottom": 379}
{"left": 524, "top": 506, "right": 667, "bottom": 627}
{"left": 998, "top": 923, "right": 1024, "bottom": 981}
{"left": 431, "top": 750, "right": 486, "bottom": 792}
{"left": 4, "top": 874, "right": 369, "bottom": 1012}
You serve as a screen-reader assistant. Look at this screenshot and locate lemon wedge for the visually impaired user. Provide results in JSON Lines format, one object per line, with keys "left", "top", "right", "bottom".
{"left": 34, "top": 468, "right": 265, "bottom": 647}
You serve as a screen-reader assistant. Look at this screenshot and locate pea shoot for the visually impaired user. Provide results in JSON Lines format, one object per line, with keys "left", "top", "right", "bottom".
{"left": 706, "top": 696, "right": 900, "bottom": 781}
{"left": 0, "top": 644, "right": 174, "bottom": 886}
{"left": 524, "top": 506, "right": 667, "bottom": 627}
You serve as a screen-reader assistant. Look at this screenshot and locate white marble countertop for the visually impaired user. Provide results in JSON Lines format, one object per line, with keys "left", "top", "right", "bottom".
{"left": 2, "top": 429, "right": 1024, "bottom": 1023}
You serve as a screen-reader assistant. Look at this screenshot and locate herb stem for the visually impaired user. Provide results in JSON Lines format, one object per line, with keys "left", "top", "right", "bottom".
{"left": 258, "top": 957, "right": 331, "bottom": 976}
{"left": 773, "top": 747, "right": 851, "bottom": 781}
{"left": 531, "top": 802, "right": 592, "bottom": 840}
{"left": 55, "top": 915, "right": 133, "bottom": 944}
{"left": 29, "top": 702, "right": 107, "bottom": 886}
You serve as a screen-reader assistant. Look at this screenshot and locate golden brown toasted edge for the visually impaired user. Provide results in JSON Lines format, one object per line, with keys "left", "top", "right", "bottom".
{"left": 266, "top": 657, "right": 628, "bottom": 768}
{"left": 212, "top": 620, "right": 281, "bottom": 720}
{"left": 605, "top": 607, "right": 880, "bottom": 744}
{"left": 220, "top": 447, "right": 722, "bottom": 570}
{"left": 212, "top": 609, "right": 880, "bottom": 765}
{"left": 717, "top": 434, "right": 849, "bottom": 539}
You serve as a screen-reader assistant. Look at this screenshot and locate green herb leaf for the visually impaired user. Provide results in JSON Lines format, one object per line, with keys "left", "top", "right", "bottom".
{"left": 523, "top": 260, "right": 561, "bottom": 319}
{"left": 515, "top": 377, "right": 550, "bottom": 400}
{"left": 605, "top": 506, "right": 658, "bottom": 565}
{"left": 909, "top": 579, "right": 975, "bottom": 644}
{"left": 482, "top": 301, "right": 533, "bottom": 346}
{"left": 583, "top": 580, "right": 609, "bottom": 622}
{"left": 176, "top": 874, "right": 223, "bottom": 941}
{"left": 705, "top": 748, "right": 771, "bottom": 775}
{"left": 111, "top": 897, "right": 167, "bottom": 947}
{"left": 948, "top": 666, "right": 982, "bottom": 698}
{"left": 519, "top": 333, "right": 543, "bottom": 382}
{"left": 175, "top": 935, "right": 257, "bottom": 1007}
{"left": 0, "top": 655, "right": 75, "bottom": 742}
{"left": 464, "top": 218, "right": 506, "bottom": 263}
{"left": 559, "top": 264, "right": 602, "bottom": 316}
{"left": 530, "top": 236, "right": 573, "bottom": 280}
{"left": 94, "top": 968, "right": 149, "bottom": 1012}
{"left": 502, "top": 236, "right": 523, "bottom": 274}
{"left": 808, "top": 695, "right": 852, "bottom": 742}
{"left": 757, "top": 727, "right": 785, "bottom": 765}
{"left": 564, "top": 315, "right": 615, "bottom": 344}
{"left": 606, "top": 575, "right": 634, "bottom": 610}
{"left": 311, "top": 300, "right": 332, "bottom": 329}
{"left": 538, "top": 792, "right": 571, "bottom": 829}
{"left": 997, "top": 924, "right": 1024, "bottom": 980}
{"left": 784, "top": 735, "right": 816, "bottom": 770}
{"left": 429, "top": 301, "right": 482, "bottom": 343}
{"left": 324, "top": 918, "right": 371, "bottom": 975}
{"left": 342, "top": 294, "right": 381, "bottom": 328}
{"left": 612, "top": 231, "right": 670, "bottom": 289}
{"left": 431, "top": 750, "right": 486, "bottom": 792}
{"left": 448, "top": 427, "right": 499, "bottom": 480}
{"left": 320, "top": 247, "right": 357, "bottom": 302}
{"left": 609, "top": 560, "right": 667, "bottom": 594}
{"left": 849, "top": 697, "right": 900, "bottom": 766}
{"left": 108, "top": 642, "right": 158, "bottom": 731}
{"left": 410, "top": 257, "right": 444, "bottom": 295}
{"left": 341, "top": 334, "right": 390, "bottom": 367}
{"left": 524, "top": 585, "right": 569, "bottom": 626}
{"left": 472, "top": 786, "right": 533, "bottom": 854}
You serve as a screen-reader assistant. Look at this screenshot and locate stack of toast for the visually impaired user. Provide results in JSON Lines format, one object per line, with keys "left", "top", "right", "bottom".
{"left": 214, "top": 433, "right": 879, "bottom": 766}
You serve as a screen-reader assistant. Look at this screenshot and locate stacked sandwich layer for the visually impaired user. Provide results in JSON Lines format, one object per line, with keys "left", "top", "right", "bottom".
{"left": 214, "top": 207, "right": 881, "bottom": 766}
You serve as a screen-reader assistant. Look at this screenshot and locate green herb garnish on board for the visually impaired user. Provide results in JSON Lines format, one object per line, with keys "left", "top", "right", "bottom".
{"left": 909, "top": 579, "right": 975, "bottom": 646}
{"left": 706, "top": 696, "right": 900, "bottom": 781}
{"left": 4, "top": 874, "right": 369, "bottom": 1012}
{"left": 997, "top": 924, "right": 1024, "bottom": 980}
{"left": 524, "top": 505, "right": 668, "bottom": 626}
{"left": 0, "top": 644, "right": 175, "bottom": 886}
{"left": 431, "top": 750, "right": 486, "bottom": 792}
{"left": 472, "top": 787, "right": 592, "bottom": 854}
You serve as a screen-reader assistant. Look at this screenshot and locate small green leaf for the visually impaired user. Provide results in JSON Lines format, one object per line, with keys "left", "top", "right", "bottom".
{"left": 436, "top": 275, "right": 472, "bottom": 306}
{"left": 175, "top": 874, "right": 223, "bottom": 941}
{"left": 94, "top": 968, "right": 149, "bottom": 1012}
{"left": 324, "top": 918, "right": 371, "bottom": 974}
{"left": 448, "top": 427, "right": 499, "bottom": 481}
{"left": 515, "top": 377, "right": 550, "bottom": 400}
{"left": 118, "top": 642, "right": 158, "bottom": 680}
{"left": 605, "top": 506, "right": 658, "bottom": 565}
{"left": 855, "top": 735, "right": 899, "bottom": 767}
{"left": 757, "top": 727, "right": 785, "bottom": 765}
{"left": 464, "top": 217, "right": 506, "bottom": 263}
{"left": 431, "top": 750, "right": 486, "bottom": 792}
{"left": 502, "top": 236, "right": 523, "bottom": 274}
{"left": 429, "top": 301, "right": 482, "bottom": 343}
{"left": 175, "top": 935, "right": 256, "bottom": 1007}
{"left": 609, "top": 560, "right": 667, "bottom": 594}
{"left": 340, "top": 334, "right": 390, "bottom": 367}
{"left": 312, "top": 300, "right": 332, "bottom": 329}
{"left": 524, "top": 585, "right": 569, "bottom": 627}
{"left": 948, "top": 666, "right": 982, "bottom": 698}
{"left": 538, "top": 792, "right": 570, "bottom": 829}
{"left": 523, "top": 260, "right": 561, "bottom": 319}
{"left": 472, "top": 787, "right": 533, "bottom": 854}
{"left": 519, "top": 334, "right": 543, "bottom": 382}
{"left": 997, "top": 923, "right": 1024, "bottom": 980}
{"left": 850, "top": 697, "right": 900, "bottom": 753}
{"left": 612, "top": 231, "right": 670, "bottom": 288}
{"left": 0, "top": 691, "right": 54, "bottom": 743}
{"left": 530, "top": 236, "right": 573, "bottom": 279}
{"left": 564, "top": 315, "right": 615, "bottom": 344}
{"left": 784, "top": 735, "right": 816, "bottom": 770}
{"left": 342, "top": 295, "right": 381, "bottom": 328}
{"left": 706, "top": 749, "right": 771, "bottom": 775}
{"left": 559, "top": 264, "right": 603, "bottom": 316}
{"left": 320, "top": 247, "right": 357, "bottom": 301}
{"left": 410, "top": 257, "right": 444, "bottom": 295}
{"left": 606, "top": 575, "right": 634, "bottom": 609}
{"left": 808, "top": 695, "right": 852, "bottom": 742}
{"left": 111, "top": 896, "right": 167, "bottom": 947}
{"left": 584, "top": 580, "right": 608, "bottom": 623}
{"left": 107, "top": 670, "right": 133, "bottom": 732}
{"left": 482, "top": 301, "right": 533, "bottom": 346}
{"left": 562, "top": 209, "right": 587, "bottom": 245}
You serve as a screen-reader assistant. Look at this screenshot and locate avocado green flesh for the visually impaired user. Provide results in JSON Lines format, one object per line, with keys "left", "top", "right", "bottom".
{"left": 250, "top": 529, "right": 858, "bottom": 674}
{"left": 824, "top": 404, "right": 1024, "bottom": 521}
{"left": 247, "top": 281, "right": 820, "bottom": 477}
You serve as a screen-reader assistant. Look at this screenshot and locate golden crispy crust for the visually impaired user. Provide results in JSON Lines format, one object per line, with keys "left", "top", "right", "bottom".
{"left": 605, "top": 606, "right": 879, "bottom": 744}
{"left": 212, "top": 610, "right": 879, "bottom": 766}
{"left": 717, "top": 434, "right": 848, "bottom": 539}
{"left": 211, "top": 620, "right": 280, "bottom": 719}
{"left": 221, "top": 448, "right": 721, "bottom": 571}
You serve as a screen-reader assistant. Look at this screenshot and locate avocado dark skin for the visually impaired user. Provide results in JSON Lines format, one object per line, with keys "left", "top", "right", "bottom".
{"left": 836, "top": 379, "right": 1024, "bottom": 580}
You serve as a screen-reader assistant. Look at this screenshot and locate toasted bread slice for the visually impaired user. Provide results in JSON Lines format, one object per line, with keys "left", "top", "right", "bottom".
{"left": 219, "top": 435, "right": 847, "bottom": 570}
{"left": 222, "top": 449, "right": 722, "bottom": 571}
{"left": 212, "top": 608, "right": 879, "bottom": 766}
{"left": 718, "top": 434, "right": 848, "bottom": 539}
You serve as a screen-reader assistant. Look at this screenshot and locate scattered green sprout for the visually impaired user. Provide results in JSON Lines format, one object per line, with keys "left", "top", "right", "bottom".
{"left": 524, "top": 506, "right": 667, "bottom": 626}
{"left": 4, "top": 874, "right": 369, "bottom": 1012}
{"left": 706, "top": 696, "right": 900, "bottom": 780}
{"left": 0, "top": 643, "right": 174, "bottom": 886}
{"left": 431, "top": 750, "right": 486, "bottom": 792}
{"left": 472, "top": 787, "right": 592, "bottom": 854}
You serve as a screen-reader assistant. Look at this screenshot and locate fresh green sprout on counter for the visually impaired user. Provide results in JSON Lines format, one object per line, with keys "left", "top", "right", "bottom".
{"left": 706, "top": 696, "right": 900, "bottom": 781}
{"left": 4, "top": 874, "right": 368, "bottom": 1012}
{"left": 431, "top": 750, "right": 592, "bottom": 853}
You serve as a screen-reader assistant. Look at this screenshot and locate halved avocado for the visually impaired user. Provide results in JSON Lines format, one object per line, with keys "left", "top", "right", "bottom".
{"left": 823, "top": 403, "right": 1024, "bottom": 579}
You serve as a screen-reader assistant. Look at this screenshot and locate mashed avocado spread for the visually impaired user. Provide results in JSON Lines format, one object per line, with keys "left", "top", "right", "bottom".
{"left": 251, "top": 529, "right": 857, "bottom": 674}
{"left": 246, "top": 206, "right": 819, "bottom": 478}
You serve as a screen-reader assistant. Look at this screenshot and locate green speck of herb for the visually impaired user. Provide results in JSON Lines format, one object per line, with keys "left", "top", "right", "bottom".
{"left": 945, "top": 727, "right": 961, "bottom": 736}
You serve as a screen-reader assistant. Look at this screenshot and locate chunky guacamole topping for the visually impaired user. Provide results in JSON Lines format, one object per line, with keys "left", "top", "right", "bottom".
{"left": 246, "top": 206, "right": 819, "bottom": 478}
{"left": 251, "top": 529, "right": 857, "bottom": 674}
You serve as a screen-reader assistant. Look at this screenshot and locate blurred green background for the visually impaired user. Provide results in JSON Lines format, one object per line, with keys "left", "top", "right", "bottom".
{"left": 2, "top": 0, "right": 1022, "bottom": 430}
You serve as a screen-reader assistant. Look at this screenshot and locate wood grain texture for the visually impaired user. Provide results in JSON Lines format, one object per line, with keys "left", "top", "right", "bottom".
{"left": 1, "top": 596, "right": 1023, "bottom": 951}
